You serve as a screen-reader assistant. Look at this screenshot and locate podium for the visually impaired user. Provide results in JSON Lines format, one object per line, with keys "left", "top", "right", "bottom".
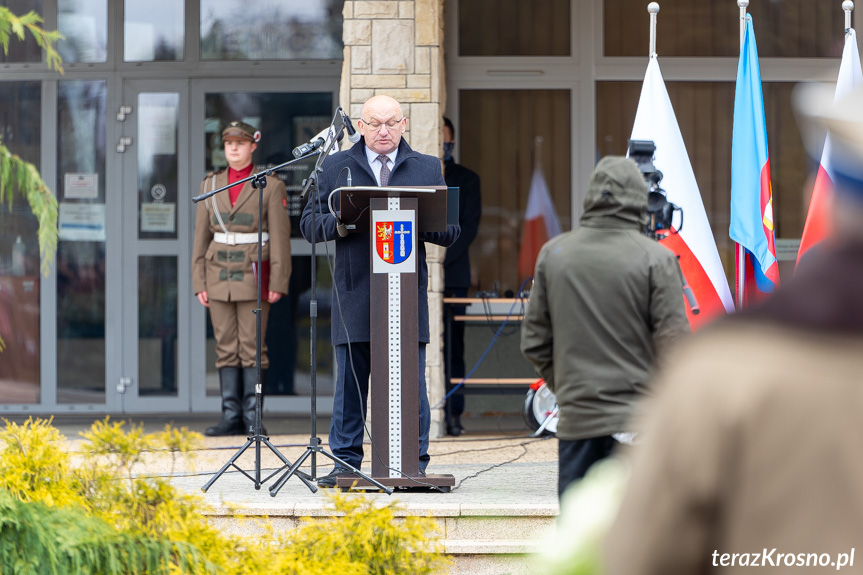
{"left": 334, "top": 186, "right": 455, "bottom": 490}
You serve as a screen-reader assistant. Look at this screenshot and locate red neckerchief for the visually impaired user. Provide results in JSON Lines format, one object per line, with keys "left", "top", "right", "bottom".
{"left": 228, "top": 164, "right": 254, "bottom": 206}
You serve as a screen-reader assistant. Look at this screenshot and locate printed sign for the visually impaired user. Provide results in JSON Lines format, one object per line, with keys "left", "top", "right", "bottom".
{"left": 372, "top": 209, "right": 416, "bottom": 274}
{"left": 64, "top": 173, "right": 99, "bottom": 199}
{"left": 58, "top": 203, "right": 106, "bottom": 242}
{"left": 141, "top": 203, "right": 176, "bottom": 233}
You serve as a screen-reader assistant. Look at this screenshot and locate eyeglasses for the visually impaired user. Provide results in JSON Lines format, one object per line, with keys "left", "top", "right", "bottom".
{"left": 361, "top": 118, "right": 403, "bottom": 131}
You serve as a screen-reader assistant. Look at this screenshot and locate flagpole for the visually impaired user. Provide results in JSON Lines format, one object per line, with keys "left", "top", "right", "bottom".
{"left": 735, "top": 0, "right": 749, "bottom": 310}
{"left": 534, "top": 136, "right": 543, "bottom": 171}
{"left": 845, "top": 1, "right": 854, "bottom": 33}
{"left": 649, "top": 2, "right": 659, "bottom": 58}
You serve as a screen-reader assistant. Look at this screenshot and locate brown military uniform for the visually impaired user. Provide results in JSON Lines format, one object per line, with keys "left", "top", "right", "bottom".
{"left": 192, "top": 169, "right": 291, "bottom": 368}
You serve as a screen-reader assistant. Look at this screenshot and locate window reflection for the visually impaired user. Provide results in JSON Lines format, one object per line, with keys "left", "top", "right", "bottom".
{"left": 459, "top": 0, "right": 570, "bottom": 57}
{"left": 139, "top": 256, "right": 178, "bottom": 396}
{"left": 56, "top": 80, "right": 107, "bottom": 404}
{"left": 124, "top": 0, "right": 185, "bottom": 61}
{"left": 0, "top": 82, "right": 42, "bottom": 403}
{"left": 605, "top": 0, "right": 845, "bottom": 58}
{"left": 138, "top": 93, "right": 180, "bottom": 239}
{"left": 458, "top": 90, "right": 572, "bottom": 296}
{"left": 200, "top": 0, "right": 344, "bottom": 60}
{"left": 59, "top": 0, "right": 108, "bottom": 63}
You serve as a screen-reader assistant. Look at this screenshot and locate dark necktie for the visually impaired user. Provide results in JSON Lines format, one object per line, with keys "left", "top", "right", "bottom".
{"left": 377, "top": 154, "right": 390, "bottom": 186}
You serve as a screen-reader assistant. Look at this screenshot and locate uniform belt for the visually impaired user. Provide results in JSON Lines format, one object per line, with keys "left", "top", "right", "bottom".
{"left": 213, "top": 232, "right": 268, "bottom": 245}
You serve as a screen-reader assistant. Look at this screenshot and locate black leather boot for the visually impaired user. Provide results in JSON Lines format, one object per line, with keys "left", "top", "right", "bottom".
{"left": 242, "top": 366, "right": 267, "bottom": 435}
{"left": 445, "top": 413, "right": 463, "bottom": 437}
{"left": 205, "top": 367, "right": 244, "bottom": 436}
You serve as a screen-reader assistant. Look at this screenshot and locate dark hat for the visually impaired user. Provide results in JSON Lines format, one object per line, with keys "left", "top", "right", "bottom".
{"left": 222, "top": 121, "right": 261, "bottom": 143}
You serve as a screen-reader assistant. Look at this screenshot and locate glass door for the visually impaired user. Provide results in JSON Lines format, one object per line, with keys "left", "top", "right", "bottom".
{"left": 119, "top": 79, "right": 192, "bottom": 412}
{"left": 188, "top": 80, "right": 339, "bottom": 415}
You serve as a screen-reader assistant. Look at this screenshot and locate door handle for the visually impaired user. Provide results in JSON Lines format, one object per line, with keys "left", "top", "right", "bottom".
{"left": 116, "top": 105, "right": 133, "bottom": 121}
{"left": 116, "top": 137, "right": 133, "bottom": 153}
{"left": 117, "top": 376, "right": 133, "bottom": 394}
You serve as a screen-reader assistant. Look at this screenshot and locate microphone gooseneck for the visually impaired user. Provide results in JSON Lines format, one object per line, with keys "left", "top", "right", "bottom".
{"left": 340, "top": 108, "right": 361, "bottom": 143}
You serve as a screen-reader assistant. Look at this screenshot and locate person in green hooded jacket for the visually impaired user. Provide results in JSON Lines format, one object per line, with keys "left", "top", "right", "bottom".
{"left": 520, "top": 155, "right": 689, "bottom": 498}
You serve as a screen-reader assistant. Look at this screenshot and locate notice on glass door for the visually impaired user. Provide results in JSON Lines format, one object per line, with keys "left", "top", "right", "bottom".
{"left": 58, "top": 203, "right": 106, "bottom": 242}
{"left": 141, "top": 203, "right": 176, "bottom": 233}
{"left": 64, "top": 173, "right": 99, "bottom": 199}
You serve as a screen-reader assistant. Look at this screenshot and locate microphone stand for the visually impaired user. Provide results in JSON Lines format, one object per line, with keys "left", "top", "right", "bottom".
{"left": 199, "top": 148, "right": 322, "bottom": 494}
{"left": 269, "top": 111, "right": 392, "bottom": 496}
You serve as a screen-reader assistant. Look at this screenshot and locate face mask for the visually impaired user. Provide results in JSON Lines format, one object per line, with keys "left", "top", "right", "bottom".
{"left": 443, "top": 141, "right": 454, "bottom": 161}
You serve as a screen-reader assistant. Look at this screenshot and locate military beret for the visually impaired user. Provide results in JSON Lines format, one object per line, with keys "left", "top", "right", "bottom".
{"left": 222, "top": 121, "right": 261, "bottom": 144}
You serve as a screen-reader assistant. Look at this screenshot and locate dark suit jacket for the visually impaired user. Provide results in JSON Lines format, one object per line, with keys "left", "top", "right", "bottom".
{"left": 300, "top": 138, "right": 460, "bottom": 345}
{"left": 443, "top": 158, "right": 482, "bottom": 289}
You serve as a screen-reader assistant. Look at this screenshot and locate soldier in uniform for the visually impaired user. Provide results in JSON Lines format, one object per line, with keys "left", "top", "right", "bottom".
{"left": 193, "top": 120, "right": 291, "bottom": 436}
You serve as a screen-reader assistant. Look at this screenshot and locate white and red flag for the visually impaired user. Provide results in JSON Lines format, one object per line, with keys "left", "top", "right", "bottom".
{"left": 631, "top": 56, "right": 735, "bottom": 329}
{"left": 518, "top": 166, "right": 562, "bottom": 282}
{"left": 797, "top": 29, "right": 863, "bottom": 268}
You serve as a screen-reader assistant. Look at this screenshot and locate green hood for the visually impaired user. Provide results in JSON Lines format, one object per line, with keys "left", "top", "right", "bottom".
{"left": 580, "top": 156, "right": 648, "bottom": 228}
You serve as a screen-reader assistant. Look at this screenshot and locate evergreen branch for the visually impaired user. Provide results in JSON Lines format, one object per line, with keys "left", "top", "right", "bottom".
{"left": 0, "top": 488, "right": 214, "bottom": 574}
{"left": 0, "top": 8, "right": 64, "bottom": 73}
{"left": 0, "top": 140, "right": 59, "bottom": 278}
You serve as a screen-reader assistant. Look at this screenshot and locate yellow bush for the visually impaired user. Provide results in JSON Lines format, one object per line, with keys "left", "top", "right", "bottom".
{"left": 0, "top": 417, "right": 451, "bottom": 575}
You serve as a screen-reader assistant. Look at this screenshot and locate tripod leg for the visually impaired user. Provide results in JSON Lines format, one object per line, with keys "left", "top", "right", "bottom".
{"left": 202, "top": 437, "right": 254, "bottom": 492}
{"left": 270, "top": 448, "right": 317, "bottom": 495}
{"left": 260, "top": 437, "right": 317, "bottom": 490}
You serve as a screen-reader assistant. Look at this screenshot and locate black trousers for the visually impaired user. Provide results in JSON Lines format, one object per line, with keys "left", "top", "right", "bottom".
{"left": 443, "top": 287, "right": 468, "bottom": 417}
{"left": 558, "top": 436, "right": 617, "bottom": 497}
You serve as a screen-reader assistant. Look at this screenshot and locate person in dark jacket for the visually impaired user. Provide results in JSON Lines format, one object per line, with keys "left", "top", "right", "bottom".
{"left": 442, "top": 117, "right": 482, "bottom": 436}
{"left": 300, "top": 95, "right": 459, "bottom": 487}
{"left": 520, "top": 155, "right": 689, "bottom": 498}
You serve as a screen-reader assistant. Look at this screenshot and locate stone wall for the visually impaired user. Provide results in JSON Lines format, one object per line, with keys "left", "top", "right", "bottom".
{"left": 340, "top": 0, "right": 448, "bottom": 437}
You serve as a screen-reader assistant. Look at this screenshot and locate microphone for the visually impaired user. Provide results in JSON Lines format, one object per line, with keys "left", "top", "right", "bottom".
{"left": 292, "top": 126, "right": 343, "bottom": 158}
{"left": 339, "top": 108, "right": 361, "bottom": 143}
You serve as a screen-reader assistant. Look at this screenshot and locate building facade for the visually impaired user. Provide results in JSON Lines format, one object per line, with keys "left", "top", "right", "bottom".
{"left": 0, "top": 0, "right": 855, "bottom": 420}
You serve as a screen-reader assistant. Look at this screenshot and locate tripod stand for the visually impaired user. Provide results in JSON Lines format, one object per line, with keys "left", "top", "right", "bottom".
{"left": 269, "top": 109, "right": 392, "bottom": 496}
{"left": 196, "top": 154, "right": 320, "bottom": 493}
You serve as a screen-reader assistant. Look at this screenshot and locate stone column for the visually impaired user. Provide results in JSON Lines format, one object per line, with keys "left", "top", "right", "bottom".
{"left": 341, "top": 0, "right": 448, "bottom": 438}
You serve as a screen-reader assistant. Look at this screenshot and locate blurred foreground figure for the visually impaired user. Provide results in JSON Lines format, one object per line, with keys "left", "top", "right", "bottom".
{"left": 605, "top": 85, "right": 863, "bottom": 574}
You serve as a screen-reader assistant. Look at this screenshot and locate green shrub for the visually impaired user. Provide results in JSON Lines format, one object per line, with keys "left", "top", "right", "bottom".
{"left": 0, "top": 417, "right": 451, "bottom": 575}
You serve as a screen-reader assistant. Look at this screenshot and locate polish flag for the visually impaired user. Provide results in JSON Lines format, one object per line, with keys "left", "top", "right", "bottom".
{"left": 797, "top": 29, "right": 863, "bottom": 268}
{"left": 631, "top": 56, "right": 735, "bottom": 329}
{"left": 518, "top": 167, "right": 562, "bottom": 283}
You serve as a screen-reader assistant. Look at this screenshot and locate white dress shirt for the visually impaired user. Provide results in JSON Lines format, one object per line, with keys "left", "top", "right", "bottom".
{"left": 364, "top": 146, "right": 398, "bottom": 186}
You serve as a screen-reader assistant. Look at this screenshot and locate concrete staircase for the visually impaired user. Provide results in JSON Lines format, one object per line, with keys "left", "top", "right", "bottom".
{"left": 206, "top": 499, "right": 557, "bottom": 575}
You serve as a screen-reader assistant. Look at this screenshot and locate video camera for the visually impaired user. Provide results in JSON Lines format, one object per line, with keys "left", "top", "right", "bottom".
{"left": 627, "top": 139, "right": 683, "bottom": 241}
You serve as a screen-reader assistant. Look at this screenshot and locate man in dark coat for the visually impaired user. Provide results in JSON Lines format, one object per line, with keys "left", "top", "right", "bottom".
{"left": 442, "top": 117, "right": 482, "bottom": 436}
{"left": 300, "top": 95, "right": 459, "bottom": 487}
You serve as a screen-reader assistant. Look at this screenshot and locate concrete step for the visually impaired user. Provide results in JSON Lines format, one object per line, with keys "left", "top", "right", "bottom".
{"left": 206, "top": 507, "right": 555, "bottom": 575}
